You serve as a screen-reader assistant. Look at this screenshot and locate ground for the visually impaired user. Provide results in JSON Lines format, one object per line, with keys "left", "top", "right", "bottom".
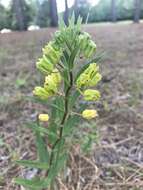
{"left": 0, "top": 22, "right": 143, "bottom": 190}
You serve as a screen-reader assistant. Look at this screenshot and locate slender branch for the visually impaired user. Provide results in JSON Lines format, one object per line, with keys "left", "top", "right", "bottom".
{"left": 61, "top": 71, "right": 73, "bottom": 125}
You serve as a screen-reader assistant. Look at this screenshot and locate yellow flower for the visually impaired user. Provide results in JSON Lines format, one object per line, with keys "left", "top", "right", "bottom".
{"left": 89, "top": 73, "right": 102, "bottom": 87}
{"left": 83, "top": 89, "right": 101, "bottom": 101}
{"left": 76, "top": 63, "right": 101, "bottom": 88}
{"left": 82, "top": 109, "right": 98, "bottom": 120}
{"left": 44, "top": 75, "right": 58, "bottom": 94}
{"left": 42, "top": 42, "right": 62, "bottom": 65}
{"left": 36, "top": 56, "right": 54, "bottom": 75}
{"left": 76, "top": 73, "right": 90, "bottom": 88}
{"left": 36, "top": 42, "right": 62, "bottom": 75}
{"left": 38, "top": 114, "right": 49, "bottom": 122}
{"left": 44, "top": 69, "right": 62, "bottom": 94}
{"left": 50, "top": 69, "right": 62, "bottom": 84}
{"left": 33, "top": 86, "right": 51, "bottom": 100}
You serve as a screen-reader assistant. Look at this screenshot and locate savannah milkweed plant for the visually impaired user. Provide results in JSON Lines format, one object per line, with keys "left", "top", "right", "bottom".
{"left": 14, "top": 16, "right": 102, "bottom": 190}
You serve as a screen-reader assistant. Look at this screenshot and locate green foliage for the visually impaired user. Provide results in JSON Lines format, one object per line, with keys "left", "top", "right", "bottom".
{"left": 0, "top": 4, "right": 9, "bottom": 30}
{"left": 14, "top": 16, "right": 102, "bottom": 189}
{"left": 14, "top": 177, "right": 47, "bottom": 190}
{"left": 36, "top": 0, "right": 50, "bottom": 27}
{"left": 15, "top": 78, "right": 27, "bottom": 88}
{"left": 16, "top": 160, "right": 49, "bottom": 170}
{"left": 8, "top": 0, "right": 34, "bottom": 30}
{"left": 0, "top": 0, "right": 36, "bottom": 31}
{"left": 89, "top": 0, "right": 111, "bottom": 22}
{"left": 69, "top": 0, "right": 143, "bottom": 23}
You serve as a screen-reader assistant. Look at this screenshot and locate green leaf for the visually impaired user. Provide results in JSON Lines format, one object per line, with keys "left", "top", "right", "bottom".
{"left": 54, "top": 153, "right": 68, "bottom": 177}
{"left": 48, "top": 97, "right": 64, "bottom": 144}
{"left": 63, "top": 115, "right": 80, "bottom": 136}
{"left": 58, "top": 16, "right": 66, "bottom": 30}
{"left": 61, "top": 50, "right": 69, "bottom": 68}
{"left": 14, "top": 178, "right": 47, "bottom": 190}
{"left": 51, "top": 97, "right": 64, "bottom": 121}
{"left": 68, "top": 44, "right": 79, "bottom": 69}
{"left": 24, "top": 122, "right": 49, "bottom": 163}
{"left": 36, "top": 131, "right": 49, "bottom": 163}
{"left": 25, "top": 122, "right": 58, "bottom": 143}
{"left": 25, "top": 122, "right": 48, "bottom": 134}
{"left": 16, "top": 160, "right": 49, "bottom": 170}
{"left": 62, "top": 69, "right": 69, "bottom": 92}
{"left": 76, "top": 16, "right": 82, "bottom": 30}
{"left": 81, "top": 136, "right": 92, "bottom": 154}
{"left": 69, "top": 90, "right": 80, "bottom": 109}
{"left": 24, "top": 96, "right": 64, "bottom": 113}
{"left": 69, "top": 12, "right": 75, "bottom": 27}
{"left": 47, "top": 122, "right": 58, "bottom": 145}
{"left": 45, "top": 139, "right": 66, "bottom": 186}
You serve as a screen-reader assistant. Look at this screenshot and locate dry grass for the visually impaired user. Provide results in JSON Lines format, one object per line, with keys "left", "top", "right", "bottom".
{"left": 0, "top": 22, "right": 143, "bottom": 190}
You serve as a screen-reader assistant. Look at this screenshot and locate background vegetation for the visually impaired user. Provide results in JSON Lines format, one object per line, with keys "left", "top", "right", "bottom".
{"left": 0, "top": 0, "right": 143, "bottom": 30}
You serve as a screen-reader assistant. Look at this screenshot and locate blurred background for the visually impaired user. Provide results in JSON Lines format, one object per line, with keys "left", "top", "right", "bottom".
{"left": 0, "top": 0, "right": 143, "bottom": 30}
{"left": 0, "top": 0, "right": 143, "bottom": 190}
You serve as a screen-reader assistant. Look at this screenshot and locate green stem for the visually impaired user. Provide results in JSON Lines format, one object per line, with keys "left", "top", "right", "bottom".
{"left": 46, "top": 71, "right": 73, "bottom": 181}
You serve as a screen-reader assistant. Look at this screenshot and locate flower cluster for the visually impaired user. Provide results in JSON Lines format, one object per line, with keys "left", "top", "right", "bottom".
{"left": 33, "top": 69, "right": 62, "bottom": 100}
{"left": 76, "top": 63, "right": 102, "bottom": 119}
{"left": 36, "top": 42, "right": 62, "bottom": 75}
{"left": 33, "top": 41, "right": 62, "bottom": 101}
{"left": 33, "top": 29, "right": 101, "bottom": 121}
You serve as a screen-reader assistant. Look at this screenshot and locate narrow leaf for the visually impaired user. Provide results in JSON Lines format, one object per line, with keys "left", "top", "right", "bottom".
{"left": 16, "top": 160, "right": 48, "bottom": 170}
{"left": 14, "top": 178, "right": 47, "bottom": 190}
{"left": 36, "top": 131, "right": 49, "bottom": 163}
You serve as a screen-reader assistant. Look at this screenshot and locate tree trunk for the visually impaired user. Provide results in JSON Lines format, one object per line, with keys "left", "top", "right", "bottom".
{"left": 64, "top": 0, "right": 69, "bottom": 26}
{"left": 134, "top": 0, "right": 141, "bottom": 23}
{"left": 74, "top": 0, "right": 79, "bottom": 23}
{"left": 13, "top": 0, "right": 25, "bottom": 30}
{"left": 111, "top": 0, "right": 117, "bottom": 22}
{"left": 49, "top": 0, "right": 58, "bottom": 27}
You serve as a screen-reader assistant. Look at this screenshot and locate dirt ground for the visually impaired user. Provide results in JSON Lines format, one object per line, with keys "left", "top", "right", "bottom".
{"left": 0, "top": 22, "right": 143, "bottom": 190}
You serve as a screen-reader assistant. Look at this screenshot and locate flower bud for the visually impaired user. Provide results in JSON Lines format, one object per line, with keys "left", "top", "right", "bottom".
{"left": 83, "top": 89, "right": 101, "bottom": 101}
{"left": 84, "top": 41, "right": 96, "bottom": 58}
{"left": 43, "top": 69, "right": 62, "bottom": 96}
{"left": 89, "top": 73, "right": 102, "bottom": 87}
{"left": 50, "top": 69, "right": 62, "bottom": 84}
{"left": 76, "top": 63, "right": 101, "bottom": 88}
{"left": 79, "top": 33, "right": 90, "bottom": 51}
{"left": 84, "top": 63, "right": 99, "bottom": 77}
{"left": 79, "top": 32, "right": 96, "bottom": 58}
{"left": 36, "top": 55, "right": 54, "bottom": 75}
{"left": 44, "top": 75, "right": 58, "bottom": 94}
{"left": 76, "top": 73, "right": 90, "bottom": 88}
{"left": 82, "top": 109, "right": 98, "bottom": 120}
{"left": 43, "top": 42, "right": 62, "bottom": 65}
{"left": 38, "top": 114, "right": 49, "bottom": 122}
{"left": 84, "top": 45, "right": 93, "bottom": 58}
{"left": 33, "top": 86, "right": 51, "bottom": 100}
